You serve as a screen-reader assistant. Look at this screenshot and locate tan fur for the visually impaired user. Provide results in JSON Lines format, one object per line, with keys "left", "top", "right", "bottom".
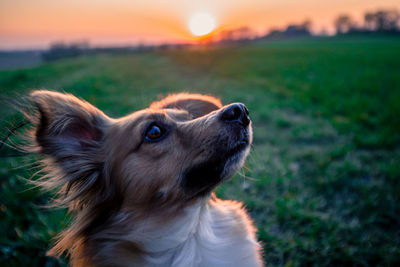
{"left": 150, "top": 93, "right": 222, "bottom": 118}
{"left": 24, "top": 90, "right": 263, "bottom": 266}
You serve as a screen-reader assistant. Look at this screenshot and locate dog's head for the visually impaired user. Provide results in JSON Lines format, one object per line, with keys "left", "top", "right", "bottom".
{"left": 27, "top": 91, "right": 252, "bottom": 255}
{"left": 29, "top": 91, "right": 252, "bottom": 206}
{"left": 114, "top": 93, "right": 252, "bottom": 206}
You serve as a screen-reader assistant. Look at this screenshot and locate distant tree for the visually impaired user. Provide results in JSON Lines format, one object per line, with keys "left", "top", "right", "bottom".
{"left": 234, "top": 27, "right": 254, "bottom": 40}
{"left": 318, "top": 28, "right": 329, "bottom": 36}
{"left": 364, "top": 13, "right": 376, "bottom": 31}
{"left": 284, "top": 20, "right": 312, "bottom": 37}
{"left": 220, "top": 30, "right": 234, "bottom": 42}
{"left": 302, "top": 20, "right": 312, "bottom": 32}
{"left": 266, "top": 29, "right": 283, "bottom": 38}
{"left": 364, "top": 9, "right": 400, "bottom": 32}
{"left": 334, "top": 15, "right": 355, "bottom": 34}
{"left": 261, "top": 20, "right": 312, "bottom": 39}
{"left": 219, "top": 27, "right": 256, "bottom": 43}
{"left": 42, "top": 41, "right": 90, "bottom": 61}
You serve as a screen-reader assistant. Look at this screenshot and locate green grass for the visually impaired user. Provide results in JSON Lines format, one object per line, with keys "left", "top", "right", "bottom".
{"left": 1, "top": 35, "right": 400, "bottom": 266}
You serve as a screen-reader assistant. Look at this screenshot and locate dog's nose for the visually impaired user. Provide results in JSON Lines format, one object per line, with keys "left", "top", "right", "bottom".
{"left": 221, "top": 103, "right": 250, "bottom": 126}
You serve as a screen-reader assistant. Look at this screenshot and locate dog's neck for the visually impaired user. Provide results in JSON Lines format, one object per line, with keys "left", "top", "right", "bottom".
{"left": 96, "top": 194, "right": 260, "bottom": 266}
{"left": 126, "top": 197, "right": 208, "bottom": 254}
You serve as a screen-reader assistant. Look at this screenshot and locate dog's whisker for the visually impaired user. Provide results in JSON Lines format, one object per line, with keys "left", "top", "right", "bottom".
{"left": 237, "top": 171, "right": 259, "bottom": 182}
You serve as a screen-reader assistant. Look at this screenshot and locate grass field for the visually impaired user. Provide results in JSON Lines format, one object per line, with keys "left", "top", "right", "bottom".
{"left": 1, "top": 36, "right": 400, "bottom": 266}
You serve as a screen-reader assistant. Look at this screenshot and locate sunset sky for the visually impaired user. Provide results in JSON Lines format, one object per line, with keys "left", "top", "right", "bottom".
{"left": 1, "top": 0, "right": 399, "bottom": 50}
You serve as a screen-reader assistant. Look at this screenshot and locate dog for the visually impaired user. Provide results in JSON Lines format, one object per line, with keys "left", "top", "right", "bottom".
{"left": 24, "top": 90, "right": 263, "bottom": 266}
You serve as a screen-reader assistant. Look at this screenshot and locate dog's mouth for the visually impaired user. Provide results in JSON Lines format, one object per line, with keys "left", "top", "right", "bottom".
{"left": 180, "top": 136, "right": 250, "bottom": 198}
{"left": 226, "top": 138, "right": 249, "bottom": 157}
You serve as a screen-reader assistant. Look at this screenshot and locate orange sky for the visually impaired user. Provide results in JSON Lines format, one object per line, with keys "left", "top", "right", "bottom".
{"left": 1, "top": 0, "right": 399, "bottom": 50}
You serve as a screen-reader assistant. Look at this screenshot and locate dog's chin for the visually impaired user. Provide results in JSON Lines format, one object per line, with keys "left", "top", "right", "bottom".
{"left": 181, "top": 140, "right": 250, "bottom": 199}
{"left": 220, "top": 141, "right": 250, "bottom": 180}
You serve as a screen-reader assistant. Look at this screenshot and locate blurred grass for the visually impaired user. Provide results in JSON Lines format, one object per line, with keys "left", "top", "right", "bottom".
{"left": 1, "top": 35, "right": 400, "bottom": 266}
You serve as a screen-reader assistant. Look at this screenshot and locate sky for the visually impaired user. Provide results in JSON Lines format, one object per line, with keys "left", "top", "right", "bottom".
{"left": 1, "top": 0, "right": 399, "bottom": 50}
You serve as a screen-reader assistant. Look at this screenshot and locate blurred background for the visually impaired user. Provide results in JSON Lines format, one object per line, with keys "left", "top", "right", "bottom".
{"left": 1, "top": 0, "right": 400, "bottom": 266}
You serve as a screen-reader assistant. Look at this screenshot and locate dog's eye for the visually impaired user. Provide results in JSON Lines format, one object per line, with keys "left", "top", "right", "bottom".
{"left": 145, "top": 124, "right": 164, "bottom": 141}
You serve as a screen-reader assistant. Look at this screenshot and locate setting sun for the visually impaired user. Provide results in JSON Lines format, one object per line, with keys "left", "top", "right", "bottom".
{"left": 188, "top": 12, "right": 216, "bottom": 36}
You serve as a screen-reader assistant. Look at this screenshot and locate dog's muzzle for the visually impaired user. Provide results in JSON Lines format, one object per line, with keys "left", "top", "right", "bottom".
{"left": 181, "top": 103, "right": 252, "bottom": 198}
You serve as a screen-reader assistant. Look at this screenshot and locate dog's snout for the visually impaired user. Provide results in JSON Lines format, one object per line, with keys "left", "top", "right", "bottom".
{"left": 221, "top": 103, "right": 250, "bottom": 126}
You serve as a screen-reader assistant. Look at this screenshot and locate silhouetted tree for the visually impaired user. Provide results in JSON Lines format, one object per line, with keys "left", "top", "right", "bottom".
{"left": 42, "top": 41, "right": 89, "bottom": 61}
{"left": 364, "top": 13, "right": 375, "bottom": 31}
{"left": 335, "top": 15, "right": 355, "bottom": 34}
{"left": 284, "top": 20, "right": 312, "bottom": 37}
{"left": 219, "top": 27, "right": 256, "bottom": 43}
{"left": 364, "top": 9, "right": 400, "bottom": 32}
{"left": 261, "top": 20, "right": 312, "bottom": 39}
{"left": 220, "top": 30, "right": 234, "bottom": 42}
{"left": 266, "top": 29, "right": 283, "bottom": 38}
{"left": 235, "top": 27, "right": 254, "bottom": 40}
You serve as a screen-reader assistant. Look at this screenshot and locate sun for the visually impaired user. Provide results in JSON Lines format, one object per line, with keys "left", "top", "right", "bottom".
{"left": 188, "top": 12, "right": 216, "bottom": 36}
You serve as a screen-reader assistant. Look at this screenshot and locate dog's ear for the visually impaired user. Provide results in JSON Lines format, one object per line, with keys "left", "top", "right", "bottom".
{"left": 26, "top": 90, "right": 111, "bottom": 203}
{"left": 26, "top": 91, "right": 124, "bottom": 257}
{"left": 29, "top": 90, "right": 108, "bottom": 155}
{"left": 150, "top": 93, "right": 222, "bottom": 118}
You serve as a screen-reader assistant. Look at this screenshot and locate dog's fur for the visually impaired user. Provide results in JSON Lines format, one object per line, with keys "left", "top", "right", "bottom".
{"left": 24, "top": 90, "right": 262, "bottom": 266}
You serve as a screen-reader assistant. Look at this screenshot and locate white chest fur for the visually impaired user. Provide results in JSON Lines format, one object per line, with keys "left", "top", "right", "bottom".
{"left": 123, "top": 197, "right": 262, "bottom": 267}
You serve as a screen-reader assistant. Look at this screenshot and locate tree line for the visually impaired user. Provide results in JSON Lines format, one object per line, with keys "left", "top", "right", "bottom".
{"left": 41, "top": 8, "right": 400, "bottom": 61}
{"left": 218, "top": 8, "right": 400, "bottom": 42}
{"left": 335, "top": 9, "right": 400, "bottom": 34}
